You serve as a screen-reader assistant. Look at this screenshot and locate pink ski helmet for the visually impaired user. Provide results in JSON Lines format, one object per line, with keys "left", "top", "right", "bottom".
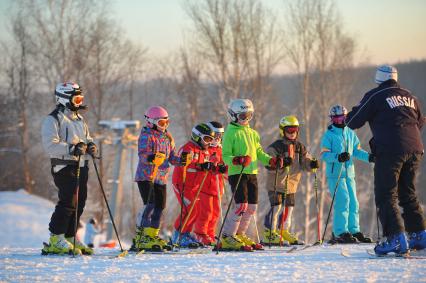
{"left": 145, "top": 106, "right": 169, "bottom": 131}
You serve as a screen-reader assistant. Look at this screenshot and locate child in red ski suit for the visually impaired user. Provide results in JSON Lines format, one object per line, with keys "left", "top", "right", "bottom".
{"left": 171, "top": 123, "right": 217, "bottom": 248}
{"left": 194, "top": 121, "right": 227, "bottom": 245}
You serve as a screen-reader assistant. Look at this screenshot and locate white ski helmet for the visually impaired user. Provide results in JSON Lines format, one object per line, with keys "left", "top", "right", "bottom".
{"left": 55, "top": 82, "right": 84, "bottom": 110}
{"left": 227, "top": 99, "right": 254, "bottom": 122}
{"left": 329, "top": 104, "right": 348, "bottom": 117}
{"left": 375, "top": 65, "right": 398, "bottom": 84}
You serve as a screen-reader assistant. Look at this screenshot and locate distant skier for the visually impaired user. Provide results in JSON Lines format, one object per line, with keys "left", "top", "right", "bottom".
{"left": 218, "top": 99, "right": 282, "bottom": 251}
{"left": 193, "top": 121, "right": 227, "bottom": 246}
{"left": 41, "top": 82, "right": 97, "bottom": 255}
{"left": 171, "top": 123, "right": 217, "bottom": 248}
{"left": 320, "top": 104, "right": 373, "bottom": 244}
{"left": 84, "top": 218, "right": 100, "bottom": 248}
{"left": 262, "top": 115, "right": 319, "bottom": 246}
{"left": 346, "top": 65, "right": 426, "bottom": 255}
{"left": 130, "top": 106, "right": 190, "bottom": 252}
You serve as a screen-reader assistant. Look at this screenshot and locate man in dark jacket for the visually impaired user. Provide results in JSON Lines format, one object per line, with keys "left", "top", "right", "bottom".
{"left": 346, "top": 65, "right": 425, "bottom": 255}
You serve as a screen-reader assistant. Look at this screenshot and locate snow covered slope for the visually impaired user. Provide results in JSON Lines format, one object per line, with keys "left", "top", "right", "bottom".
{"left": 1, "top": 190, "right": 425, "bottom": 282}
{"left": 0, "top": 190, "right": 53, "bottom": 248}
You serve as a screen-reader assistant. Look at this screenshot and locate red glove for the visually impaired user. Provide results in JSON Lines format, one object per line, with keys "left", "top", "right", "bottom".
{"left": 232, "top": 155, "right": 251, "bottom": 167}
{"left": 269, "top": 156, "right": 283, "bottom": 170}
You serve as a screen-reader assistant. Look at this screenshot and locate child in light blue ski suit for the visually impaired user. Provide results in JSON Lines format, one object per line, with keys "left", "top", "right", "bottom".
{"left": 320, "top": 104, "right": 373, "bottom": 244}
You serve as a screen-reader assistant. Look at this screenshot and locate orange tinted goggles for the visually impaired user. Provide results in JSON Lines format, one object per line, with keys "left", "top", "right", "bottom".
{"left": 71, "top": 95, "right": 84, "bottom": 106}
{"left": 156, "top": 118, "right": 169, "bottom": 128}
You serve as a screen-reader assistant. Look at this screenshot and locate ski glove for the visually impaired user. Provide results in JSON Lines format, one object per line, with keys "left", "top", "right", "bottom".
{"left": 232, "top": 156, "right": 251, "bottom": 167}
{"left": 283, "top": 157, "right": 293, "bottom": 167}
{"left": 87, "top": 142, "right": 98, "bottom": 157}
{"left": 71, "top": 142, "right": 87, "bottom": 156}
{"left": 147, "top": 152, "right": 166, "bottom": 166}
{"left": 200, "top": 162, "right": 215, "bottom": 171}
{"left": 269, "top": 156, "right": 284, "bottom": 170}
{"left": 368, "top": 153, "right": 375, "bottom": 163}
{"left": 337, "top": 152, "right": 350, "bottom": 163}
{"left": 179, "top": 152, "right": 192, "bottom": 166}
{"left": 217, "top": 163, "right": 228, "bottom": 174}
{"left": 310, "top": 159, "right": 320, "bottom": 169}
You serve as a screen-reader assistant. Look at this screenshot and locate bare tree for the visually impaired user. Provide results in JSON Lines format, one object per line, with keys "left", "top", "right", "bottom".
{"left": 282, "top": 0, "right": 358, "bottom": 242}
{"left": 183, "top": 0, "right": 284, "bottom": 129}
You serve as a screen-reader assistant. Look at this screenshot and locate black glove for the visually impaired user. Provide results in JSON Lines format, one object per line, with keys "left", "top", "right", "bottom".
{"left": 338, "top": 152, "right": 350, "bottom": 163}
{"left": 200, "top": 162, "right": 215, "bottom": 171}
{"left": 87, "top": 142, "right": 98, "bottom": 157}
{"left": 147, "top": 154, "right": 156, "bottom": 163}
{"left": 310, "top": 159, "right": 320, "bottom": 169}
{"left": 71, "top": 142, "right": 87, "bottom": 156}
{"left": 283, "top": 157, "right": 293, "bottom": 167}
{"left": 217, "top": 163, "right": 228, "bottom": 174}
{"left": 368, "top": 153, "right": 375, "bottom": 163}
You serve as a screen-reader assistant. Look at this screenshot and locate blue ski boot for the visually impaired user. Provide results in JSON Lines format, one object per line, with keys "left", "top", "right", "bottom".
{"left": 374, "top": 232, "right": 408, "bottom": 255}
{"left": 179, "top": 232, "right": 200, "bottom": 248}
{"left": 408, "top": 230, "right": 426, "bottom": 250}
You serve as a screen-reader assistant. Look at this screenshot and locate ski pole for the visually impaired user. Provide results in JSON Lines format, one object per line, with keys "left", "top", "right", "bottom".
{"left": 278, "top": 167, "right": 289, "bottom": 246}
{"left": 217, "top": 174, "right": 224, "bottom": 224}
{"left": 72, "top": 155, "right": 82, "bottom": 257}
{"left": 177, "top": 170, "right": 209, "bottom": 247}
{"left": 269, "top": 160, "right": 280, "bottom": 248}
{"left": 143, "top": 152, "right": 166, "bottom": 224}
{"left": 252, "top": 213, "right": 260, "bottom": 244}
{"left": 92, "top": 156, "right": 126, "bottom": 256}
{"left": 215, "top": 165, "right": 245, "bottom": 255}
{"left": 177, "top": 152, "right": 191, "bottom": 243}
{"left": 313, "top": 165, "right": 321, "bottom": 244}
{"left": 279, "top": 143, "right": 294, "bottom": 246}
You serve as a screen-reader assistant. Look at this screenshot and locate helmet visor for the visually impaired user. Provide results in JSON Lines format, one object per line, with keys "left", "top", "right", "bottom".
{"left": 284, "top": 126, "right": 299, "bottom": 134}
{"left": 237, "top": 111, "right": 253, "bottom": 122}
{"left": 331, "top": 115, "right": 346, "bottom": 124}
{"left": 71, "top": 95, "right": 84, "bottom": 107}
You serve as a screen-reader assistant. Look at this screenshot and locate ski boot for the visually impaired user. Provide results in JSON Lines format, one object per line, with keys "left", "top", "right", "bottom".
{"left": 66, "top": 236, "right": 94, "bottom": 255}
{"left": 41, "top": 234, "right": 82, "bottom": 255}
{"left": 261, "top": 228, "right": 289, "bottom": 246}
{"left": 130, "top": 226, "right": 144, "bottom": 252}
{"left": 236, "top": 234, "right": 263, "bottom": 250}
{"left": 374, "top": 232, "right": 408, "bottom": 256}
{"left": 142, "top": 227, "right": 172, "bottom": 251}
{"left": 214, "top": 234, "right": 253, "bottom": 252}
{"left": 180, "top": 232, "right": 202, "bottom": 248}
{"left": 194, "top": 233, "right": 214, "bottom": 246}
{"left": 408, "top": 230, "right": 426, "bottom": 250}
{"left": 281, "top": 229, "right": 304, "bottom": 245}
{"left": 352, "top": 232, "right": 372, "bottom": 243}
{"left": 329, "top": 232, "right": 358, "bottom": 244}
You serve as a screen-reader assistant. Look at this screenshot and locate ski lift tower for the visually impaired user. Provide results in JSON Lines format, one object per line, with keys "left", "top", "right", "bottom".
{"left": 98, "top": 119, "right": 140, "bottom": 242}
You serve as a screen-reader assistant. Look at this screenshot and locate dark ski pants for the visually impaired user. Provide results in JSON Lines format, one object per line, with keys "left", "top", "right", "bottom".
{"left": 374, "top": 152, "right": 425, "bottom": 237}
{"left": 137, "top": 181, "right": 166, "bottom": 229}
{"left": 49, "top": 165, "right": 88, "bottom": 237}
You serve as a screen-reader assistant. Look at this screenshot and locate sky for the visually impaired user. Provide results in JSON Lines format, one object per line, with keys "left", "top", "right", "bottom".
{"left": 0, "top": 0, "right": 425, "bottom": 67}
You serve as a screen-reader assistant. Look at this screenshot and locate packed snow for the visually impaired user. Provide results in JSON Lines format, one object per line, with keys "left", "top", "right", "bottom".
{"left": 1, "top": 190, "right": 425, "bottom": 282}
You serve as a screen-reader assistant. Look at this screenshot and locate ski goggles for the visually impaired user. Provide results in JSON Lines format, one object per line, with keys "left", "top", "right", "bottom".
{"left": 155, "top": 118, "right": 169, "bottom": 128}
{"left": 237, "top": 111, "right": 253, "bottom": 122}
{"left": 284, "top": 126, "right": 299, "bottom": 134}
{"left": 331, "top": 115, "right": 346, "bottom": 124}
{"left": 71, "top": 95, "right": 84, "bottom": 107}
{"left": 200, "top": 134, "right": 215, "bottom": 144}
